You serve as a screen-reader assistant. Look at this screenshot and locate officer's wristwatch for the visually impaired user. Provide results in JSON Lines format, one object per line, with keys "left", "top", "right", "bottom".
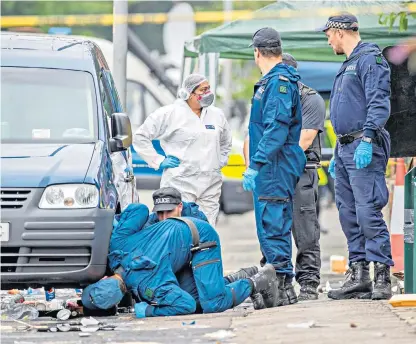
{"left": 361, "top": 136, "right": 372, "bottom": 144}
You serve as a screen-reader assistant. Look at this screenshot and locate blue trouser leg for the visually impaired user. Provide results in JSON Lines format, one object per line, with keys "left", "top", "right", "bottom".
{"left": 253, "top": 194, "right": 294, "bottom": 277}
{"left": 335, "top": 146, "right": 366, "bottom": 263}
{"left": 136, "top": 256, "right": 196, "bottom": 317}
{"left": 336, "top": 140, "right": 393, "bottom": 266}
{"left": 177, "top": 266, "right": 247, "bottom": 314}
{"left": 176, "top": 266, "right": 203, "bottom": 313}
{"left": 191, "top": 244, "right": 252, "bottom": 313}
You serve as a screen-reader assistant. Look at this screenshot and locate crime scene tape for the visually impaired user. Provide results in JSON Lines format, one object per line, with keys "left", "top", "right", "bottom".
{"left": 1, "top": 3, "right": 415, "bottom": 28}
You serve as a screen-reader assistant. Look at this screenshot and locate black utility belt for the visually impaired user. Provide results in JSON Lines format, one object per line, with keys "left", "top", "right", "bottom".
{"left": 337, "top": 130, "right": 381, "bottom": 146}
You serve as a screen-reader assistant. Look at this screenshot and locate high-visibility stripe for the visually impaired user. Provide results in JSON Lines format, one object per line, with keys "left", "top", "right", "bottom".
{"left": 1, "top": 4, "right": 414, "bottom": 28}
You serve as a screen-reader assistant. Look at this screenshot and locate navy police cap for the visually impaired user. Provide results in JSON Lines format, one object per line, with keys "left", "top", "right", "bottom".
{"left": 317, "top": 12, "right": 359, "bottom": 32}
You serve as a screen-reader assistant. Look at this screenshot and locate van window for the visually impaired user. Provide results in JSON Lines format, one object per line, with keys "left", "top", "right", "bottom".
{"left": 103, "top": 71, "right": 123, "bottom": 113}
{"left": 1, "top": 67, "right": 98, "bottom": 143}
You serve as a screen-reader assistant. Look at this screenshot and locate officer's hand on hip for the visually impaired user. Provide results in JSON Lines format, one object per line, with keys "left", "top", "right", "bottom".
{"left": 328, "top": 158, "right": 336, "bottom": 179}
{"left": 353, "top": 141, "right": 373, "bottom": 169}
{"left": 160, "top": 155, "right": 180, "bottom": 170}
{"left": 243, "top": 168, "right": 258, "bottom": 191}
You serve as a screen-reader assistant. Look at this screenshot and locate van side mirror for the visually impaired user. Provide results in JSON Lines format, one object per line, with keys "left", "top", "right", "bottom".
{"left": 109, "top": 113, "right": 132, "bottom": 152}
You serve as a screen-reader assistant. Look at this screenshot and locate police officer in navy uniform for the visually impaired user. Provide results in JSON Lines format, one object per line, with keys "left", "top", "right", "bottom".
{"left": 243, "top": 28, "right": 306, "bottom": 307}
{"left": 319, "top": 13, "right": 393, "bottom": 300}
{"left": 243, "top": 53, "right": 325, "bottom": 302}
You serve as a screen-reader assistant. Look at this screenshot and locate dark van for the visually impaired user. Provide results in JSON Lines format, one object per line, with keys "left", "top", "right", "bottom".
{"left": 0, "top": 33, "right": 137, "bottom": 289}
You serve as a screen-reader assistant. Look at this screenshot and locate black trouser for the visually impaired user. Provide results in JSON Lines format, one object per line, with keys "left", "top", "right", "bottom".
{"left": 291, "top": 168, "right": 321, "bottom": 286}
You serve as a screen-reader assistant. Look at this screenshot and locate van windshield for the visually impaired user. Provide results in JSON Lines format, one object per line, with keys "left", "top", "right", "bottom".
{"left": 1, "top": 67, "right": 98, "bottom": 144}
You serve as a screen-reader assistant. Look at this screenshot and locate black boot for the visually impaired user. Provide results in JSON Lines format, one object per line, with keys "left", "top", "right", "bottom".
{"left": 372, "top": 262, "right": 392, "bottom": 300}
{"left": 328, "top": 261, "right": 372, "bottom": 300}
{"left": 298, "top": 282, "right": 319, "bottom": 301}
{"left": 224, "top": 266, "right": 258, "bottom": 283}
{"left": 224, "top": 266, "right": 265, "bottom": 310}
{"left": 249, "top": 264, "right": 277, "bottom": 309}
{"left": 284, "top": 281, "right": 298, "bottom": 304}
{"left": 260, "top": 273, "right": 289, "bottom": 307}
{"left": 250, "top": 292, "right": 266, "bottom": 310}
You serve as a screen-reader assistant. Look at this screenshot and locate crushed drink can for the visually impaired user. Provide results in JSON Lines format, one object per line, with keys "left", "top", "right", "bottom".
{"left": 45, "top": 287, "right": 55, "bottom": 301}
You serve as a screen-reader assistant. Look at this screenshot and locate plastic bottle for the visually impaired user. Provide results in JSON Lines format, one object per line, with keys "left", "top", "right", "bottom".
{"left": 0, "top": 304, "right": 39, "bottom": 320}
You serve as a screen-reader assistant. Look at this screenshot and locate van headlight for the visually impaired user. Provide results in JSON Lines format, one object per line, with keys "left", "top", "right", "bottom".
{"left": 39, "top": 184, "right": 99, "bottom": 209}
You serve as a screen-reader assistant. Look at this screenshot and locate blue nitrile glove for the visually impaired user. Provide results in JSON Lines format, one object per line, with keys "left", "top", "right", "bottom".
{"left": 134, "top": 302, "right": 149, "bottom": 318}
{"left": 160, "top": 155, "right": 180, "bottom": 170}
{"left": 242, "top": 168, "right": 258, "bottom": 192}
{"left": 328, "top": 158, "right": 336, "bottom": 179}
{"left": 353, "top": 141, "right": 373, "bottom": 169}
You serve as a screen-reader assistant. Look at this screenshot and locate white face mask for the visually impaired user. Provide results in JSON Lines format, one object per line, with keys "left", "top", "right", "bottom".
{"left": 196, "top": 91, "right": 215, "bottom": 107}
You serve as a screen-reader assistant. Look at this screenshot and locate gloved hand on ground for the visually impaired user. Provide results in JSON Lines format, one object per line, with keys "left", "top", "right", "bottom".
{"left": 134, "top": 301, "right": 149, "bottom": 318}
{"left": 160, "top": 155, "right": 180, "bottom": 170}
{"left": 242, "top": 168, "right": 258, "bottom": 191}
{"left": 354, "top": 141, "right": 372, "bottom": 169}
{"left": 328, "top": 158, "right": 336, "bottom": 179}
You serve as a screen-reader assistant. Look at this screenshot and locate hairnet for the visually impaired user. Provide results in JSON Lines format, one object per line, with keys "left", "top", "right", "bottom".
{"left": 182, "top": 74, "right": 207, "bottom": 94}
{"left": 81, "top": 277, "right": 125, "bottom": 310}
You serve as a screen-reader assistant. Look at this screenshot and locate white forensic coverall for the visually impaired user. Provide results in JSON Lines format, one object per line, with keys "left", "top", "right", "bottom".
{"left": 133, "top": 99, "right": 232, "bottom": 225}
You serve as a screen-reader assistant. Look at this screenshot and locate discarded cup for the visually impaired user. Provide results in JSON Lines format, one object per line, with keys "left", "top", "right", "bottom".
{"left": 57, "top": 324, "right": 72, "bottom": 332}
{"left": 81, "top": 316, "right": 100, "bottom": 327}
{"left": 57, "top": 309, "right": 71, "bottom": 321}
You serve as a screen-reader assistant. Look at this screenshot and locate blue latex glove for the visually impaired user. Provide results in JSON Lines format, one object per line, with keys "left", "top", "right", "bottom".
{"left": 134, "top": 302, "right": 149, "bottom": 318}
{"left": 353, "top": 141, "right": 373, "bottom": 169}
{"left": 328, "top": 158, "right": 336, "bottom": 179}
{"left": 160, "top": 155, "right": 180, "bottom": 170}
{"left": 242, "top": 168, "right": 258, "bottom": 191}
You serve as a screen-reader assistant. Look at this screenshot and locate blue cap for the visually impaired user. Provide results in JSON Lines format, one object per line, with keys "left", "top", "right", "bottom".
{"left": 249, "top": 27, "right": 281, "bottom": 48}
{"left": 81, "top": 278, "right": 125, "bottom": 310}
{"left": 317, "top": 12, "right": 359, "bottom": 32}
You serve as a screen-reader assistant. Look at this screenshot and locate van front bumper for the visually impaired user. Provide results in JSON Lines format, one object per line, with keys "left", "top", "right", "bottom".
{"left": 1, "top": 188, "right": 115, "bottom": 289}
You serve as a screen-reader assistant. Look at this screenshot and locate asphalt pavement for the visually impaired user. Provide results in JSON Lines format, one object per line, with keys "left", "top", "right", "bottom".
{"left": 1, "top": 190, "right": 415, "bottom": 343}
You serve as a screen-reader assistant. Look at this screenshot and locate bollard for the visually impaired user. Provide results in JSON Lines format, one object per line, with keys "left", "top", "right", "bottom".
{"left": 404, "top": 167, "right": 416, "bottom": 293}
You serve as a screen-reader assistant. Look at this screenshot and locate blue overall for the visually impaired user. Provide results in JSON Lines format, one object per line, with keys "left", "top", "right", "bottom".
{"left": 330, "top": 42, "right": 393, "bottom": 266}
{"left": 109, "top": 203, "right": 252, "bottom": 317}
{"left": 249, "top": 63, "right": 305, "bottom": 278}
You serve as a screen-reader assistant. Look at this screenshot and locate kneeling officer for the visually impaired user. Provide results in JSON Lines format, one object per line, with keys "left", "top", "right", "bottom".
{"left": 82, "top": 187, "right": 278, "bottom": 317}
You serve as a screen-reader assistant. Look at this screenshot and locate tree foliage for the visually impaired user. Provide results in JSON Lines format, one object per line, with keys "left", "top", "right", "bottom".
{"left": 378, "top": 1, "right": 416, "bottom": 31}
